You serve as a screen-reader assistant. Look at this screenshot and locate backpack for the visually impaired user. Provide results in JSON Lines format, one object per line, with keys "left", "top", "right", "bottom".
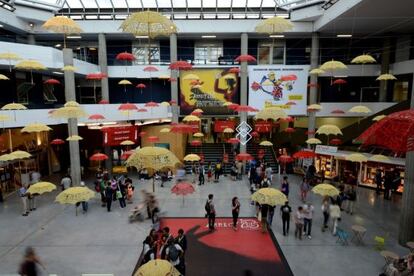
{"left": 216, "top": 163, "right": 221, "bottom": 170}
{"left": 168, "top": 244, "right": 180, "bottom": 262}
{"left": 205, "top": 200, "right": 211, "bottom": 214}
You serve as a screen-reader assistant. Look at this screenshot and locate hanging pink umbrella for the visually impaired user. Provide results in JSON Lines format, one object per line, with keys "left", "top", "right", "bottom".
{"left": 236, "top": 153, "right": 253, "bottom": 161}
{"left": 170, "top": 100, "right": 177, "bottom": 105}
{"left": 89, "top": 153, "right": 108, "bottom": 161}
{"left": 86, "top": 73, "right": 107, "bottom": 96}
{"left": 235, "top": 55, "right": 256, "bottom": 63}
{"left": 99, "top": 99, "right": 109, "bottom": 104}
{"left": 190, "top": 140, "right": 202, "bottom": 146}
{"left": 228, "top": 67, "right": 240, "bottom": 74}
{"left": 136, "top": 83, "right": 146, "bottom": 94}
{"left": 118, "top": 103, "right": 138, "bottom": 111}
{"left": 116, "top": 52, "right": 135, "bottom": 62}
{"left": 227, "top": 138, "right": 240, "bottom": 144}
{"left": 284, "top": 127, "right": 295, "bottom": 133}
{"left": 171, "top": 182, "right": 195, "bottom": 205}
{"left": 333, "top": 79, "right": 347, "bottom": 85}
{"left": 293, "top": 151, "right": 317, "bottom": 159}
{"left": 281, "top": 116, "right": 295, "bottom": 123}
{"left": 139, "top": 131, "right": 147, "bottom": 137}
{"left": 278, "top": 155, "right": 294, "bottom": 163}
{"left": 147, "top": 136, "right": 159, "bottom": 143}
{"left": 330, "top": 138, "right": 342, "bottom": 145}
{"left": 50, "top": 138, "right": 65, "bottom": 145}
{"left": 169, "top": 61, "right": 193, "bottom": 71}
{"left": 121, "top": 150, "right": 134, "bottom": 160}
{"left": 251, "top": 131, "right": 259, "bottom": 137}
{"left": 143, "top": 66, "right": 159, "bottom": 72}
{"left": 44, "top": 79, "right": 61, "bottom": 85}
{"left": 88, "top": 114, "right": 105, "bottom": 120}
{"left": 145, "top": 101, "right": 159, "bottom": 107}
{"left": 331, "top": 109, "right": 345, "bottom": 114}
{"left": 235, "top": 105, "right": 258, "bottom": 112}
{"left": 137, "top": 108, "right": 148, "bottom": 112}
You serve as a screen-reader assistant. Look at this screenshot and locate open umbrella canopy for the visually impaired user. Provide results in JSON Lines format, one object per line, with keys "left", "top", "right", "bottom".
{"left": 228, "top": 137, "right": 240, "bottom": 144}
{"left": 42, "top": 15, "right": 82, "bottom": 34}
{"left": 331, "top": 109, "right": 345, "bottom": 114}
{"left": 118, "top": 103, "right": 138, "bottom": 111}
{"left": 235, "top": 54, "right": 257, "bottom": 63}
{"left": 89, "top": 153, "right": 108, "bottom": 161}
{"left": 376, "top": 74, "right": 397, "bottom": 81}
{"left": 27, "top": 182, "right": 56, "bottom": 195}
{"left": 255, "top": 107, "right": 287, "bottom": 121}
{"left": 330, "top": 138, "right": 342, "bottom": 145}
{"left": 15, "top": 60, "right": 46, "bottom": 70}
{"left": 143, "top": 65, "right": 159, "bottom": 72}
{"left": 121, "top": 150, "right": 134, "bottom": 160}
{"left": 2, "top": 103, "right": 27, "bottom": 110}
{"left": 116, "top": 52, "right": 135, "bottom": 61}
{"left": 309, "top": 68, "right": 325, "bottom": 75}
{"left": 278, "top": 155, "right": 294, "bottom": 163}
{"left": 351, "top": 54, "right": 376, "bottom": 64}
{"left": 373, "top": 115, "right": 387, "bottom": 121}
{"left": 169, "top": 60, "right": 193, "bottom": 71}
{"left": 120, "top": 11, "right": 177, "bottom": 38}
{"left": 346, "top": 153, "right": 368, "bottom": 163}
{"left": 120, "top": 140, "right": 135, "bottom": 146}
{"left": 145, "top": 101, "right": 159, "bottom": 107}
{"left": 55, "top": 186, "right": 95, "bottom": 205}
{"left": 293, "top": 151, "right": 316, "bottom": 159}
{"left": 333, "top": 79, "right": 347, "bottom": 85}
{"left": 306, "top": 138, "right": 322, "bottom": 145}
{"left": 183, "top": 154, "right": 201, "bottom": 162}
{"left": 44, "top": 79, "right": 61, "bottom": 85}
{"left": 50, "top": 138, "right": 65, "bottom": 145}
{"left": 134, "top": 259, "right": 180, "bottom": 276}
{"left": 182, "top": 73, "right": 200, "bottom": 80}
{"left": 136, "top": 83, "right": 146, "bottom": 89}
{"left": 348, "top": 105, "right": 372, "bottom": 114}
{"left": 251, "top": 131, "right": 259, "bottom": 137}
{"left": 183, "top": 115, "right": 200, "bottom": 122}
{"left": 139, "top": 131, "right": 147, "bottom": 137}
{"left": 0, "top": 154, "right": 18, "bottom": 162}
{"left": 236, "top": 153, "right": 253, "bottom": 161}
{"left": 223, "top": 128, "right": 234, "bottom": 133}
{"left": 88, "top": 114, "right": 105, "bottom": 120}
{"left": 251, "top": 188, "right": 287, "bottom": 206}
{"left": 307, "top": 104, "right": 322, "bottom": 112}
{"left": 281, "top": 116, "right": 294, "bottom": 123}
{"left": 147, "top": 136, "right": 159, "bottom": 143}
{"left": 99, "top": 99, "right": 109, "bottom": 104}
{"left": 160, "top": 128, "right": 171, "bottom": 133}
{"left": 312, "top": 183, "right": 339, "bottom": 197}
{"left": 126, "top": 146, "right": 181, "bottom": 172}
{"left": 66, "top": 135, "right": 83, "bottom": 141}
{"left": 316, "top": 124, "right": 342, "bottom": 136}
{"left": 65, "top": 101, "right": 80, "bottom": 107}
{"left": 370, "top": 154, "right": 390, "bottom": 162}
{"left": 284, "top": 127, "right": 295, "bottom": 133}
{"left": 235, "top": 105, "right": 258, "bottom": 112}
{"left": 21, "top": 123, "right": 52, "bottom": 133}
{"left": 0, "top": 74, "right": 9, "bottom": 80}
{"left": 320, "top": 59, "right": 347, "bottom": 71}
{"left": 193, "top": 132, "right": 204, "bottom": 137}
{"left": 356, "top": 110, "right": 414, "bottom": 153}
{"left": 50, "top": 104, "right": 87, "bottom": 119}
{"left": 255, "top": 16, "right": 294, "bottom": 34}
{"left": 190, "top": 140, "right": 202, "bottom": 146}
{"left": 171, "top": 182, "right": 195, "bottom": 196}
{"left": 61, "top": 65, "right": 77, "bottom": 71}
{"left": 229, "top": 67, "right": 240, "bottom": 73}
{"left": 160, "top": 101, "right": 170, "bottom": 107}
{"left": 118, "top": 79, "right": 132, "bottom": 85}
{"left": 10, "top": 150, "right": 31, "bottom": 159}
{"left": 86, "top": 72, "right": 107, "bottom": 80}
{"left": 259, "top": 141, "right": 273, "bottom": 146}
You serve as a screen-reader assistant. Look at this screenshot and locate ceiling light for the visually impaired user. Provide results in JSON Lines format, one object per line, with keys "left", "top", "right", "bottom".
{"left": 55, "top": 43, "right": 61, "bottom": 47}
{"left": 246, "top": 14, "right": 259, "bottom": 19}
{"left": 67, "top": 35, "right": 82, "bottom": 39}
{"left": 99, "top": 15, "right": 112, "bottom": 19}
{"left": 174, "top": 14, "right": 187, "bottom": 19}
{"left": 203, "top": 14, "right": 216, "bottom": 19}
{"left": 276, "top": 14, "right": 289, "bottom": 18}
{"left": 52, "top": 71, "right": 64, "bottom": 75}
{"left": 76, "top": 47, "right": 81, "bottom": 50}
{"left": 233, "top": 14, "right": 246, "bottom": 19}
{"left": 0, "top": 24, "right": 3, "bottom": 28}
{"left": 115, "top": 14, "right": 128, "bottom": 20}
{"left": 188, "top": 14, "right": 201, "bottom": 19}
{"left": 202, "top": 35, "right": 216, "bottom": 38}
{"left": 85, "top": 15, "right": 98, "bottom": 20}
{"left": 135, "top": 35, "right": 149, "bottom": 39}
{"left": 89, "top": 47, "right": 97, "bottom": 51}
{"left": 269, "top": 35, "right": 285, "bottom": 38}
{"left": 337, "top": 34, "right": 352, "bottom": 38}
{"left": 262, "top": 14, "right": 275, "bottom": 19}
{"left": 70, "top": 15, "right": 83, "bottom": 20}
{"left": 29, "top": 23, "right": 34, "bottom": 27}
{"left": 217, "top": 14, "right": 230, "bottom": 19}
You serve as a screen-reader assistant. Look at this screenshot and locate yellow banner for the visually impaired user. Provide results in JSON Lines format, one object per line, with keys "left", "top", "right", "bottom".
{"left": 288, "top": 94, "right": 303, "bottom": 100}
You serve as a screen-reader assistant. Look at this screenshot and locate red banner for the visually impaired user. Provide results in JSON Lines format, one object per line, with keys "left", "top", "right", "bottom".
{"left": 214, "top": 120, "right": 236, "bottom": 132}
{"left": 255, "top": 122, "right": 272, "bottom": 133}
{"left": 187, "top": 121, "right": 200, "bottom": 132}
{"left": 223, "top": 153, "right": 229, "bottom": 163}
{"left": 101, "top": 125, "right": 138, "bottom": 146}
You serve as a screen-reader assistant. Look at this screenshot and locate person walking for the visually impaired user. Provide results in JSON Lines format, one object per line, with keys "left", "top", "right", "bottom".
{"left": 127, "top": 183, "right": 134, "bottom": 204}
{"left": 321, "top": 196, "right": 330, "bottom": 232}
{"left": 18, "top": 247, "right": 45, "bottom": 276}
{"left": 19, "top": 185, "right": 29, "bottom": 216}
{"left": 206, "top": 194, "right": 216, "bottom": 231}
{"left": 375, "top": 169, "right": 383, "bottom": 195}
{"left": 261, "top": 175, "right": 271, "bottom": 188}
{"left": 79, "top": 181, "right": 88, "bottom": 214}
{"left": 198, "top": 163, "right": 205, "bottom": 186}
{"left": 294, "top": 206, "right": 304, "bottom": 240}
{"left": 281, "top": 176, "right": 289, "bottom": 197}
{"left": 384, "top": 171, "right": 393, "bottom": 200}
{"left": 104, "top": 181, "right": 113, "bottom": 212}
{"left": 214, "top": 161, "right": 221, "bottom": 182}
{"left": 60, "top": 174, "right": 72, "bottom": 191}
{"left": 280, "top": 201, "right": 292, "bottom": 236}
{"left": 265, "top": 164, "right": 273, "bottom": 182}
{"left": 260, "top": 204, "right": 269, "bottom": 233}
{"left": 303, "top": 202, "right": 314, "bottom": 239}
{"left": 236, "top": 160, "right": 243, "bottom": 180}
{"left": 300, "top": 177, "right": 310, "bottom": 202}
{"left": 175, "top": 229, "right": 187, "bottom": 275}
{"left": 329, "top": 203, "right": 341, "bottom": 235}
{"left": 268, "top": 205, "right": 275, "bottom": 226}
{"left": 231, "top": 197, "right": 240, "bottom": 230}
{"left": 207, "top": 162, "right": 213, "bottom": 183}
{"left": 346, "top": 185, "right": 356, "bottom": 215}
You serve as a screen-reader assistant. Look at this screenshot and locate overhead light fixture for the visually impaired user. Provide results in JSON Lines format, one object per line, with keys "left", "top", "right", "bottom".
{"left": 337, "top": 34, "right": 352, "bottom": 38}
{"left": 70, "top": 15, "right": 83, "bottom": 20}
{"left": 246, "top": 14, "right": 260, "bottom": 19}
{"left": 275, "top": 14, "right": 289, "bottom": 18}
{"left": 269, "top": 35, "right": 285, "bottom": 38}
{"left": 55, "top": 43, "right": 61, "bottom": 47}
{"left": 76, "top": 47, "right": 81, "bottom": 50}
{"left": 188, "top": 14, "right": 201, "bottom": 19}
{"left": 174, "top": 14, "right": 187, "bottom": 19}
{"left": 29, "top": 22, "right": 34, "bottom": 28}
{"left": 0, "top": 24, "right": 3, "bottom": 28}
{"left": 89, "top": 47, "right": 97, "bottom": 51}
{"left": 115, "top": 14, "right": 128, "bottom": 20}
{"left": 135, "top": 35, "right": 149, "bottom": 39}
{"left": 262, "top": 14, "right": 274, "bottom": 19}
{"left": 233, "top": 14, "right": 246, "bottom": 19}
{"left": 85, "top": 15, "right": 98, "bottom": 20}
{"left": 52, "top": 71, "right": 64, "bottom": 75}
{"left": 99, "top": 15, "right": 112, "bottom": 20}
{"left": 217, "top": 14, "right": 230, "bottom": 19}
{"left": 203, "top": 14, "right": 216, "bottom": 19}
{"left": 202, "top": 35, "right": 216, "bottom": 38}
{"left": 67, "top": 35, "right": 82, "bottom": 39}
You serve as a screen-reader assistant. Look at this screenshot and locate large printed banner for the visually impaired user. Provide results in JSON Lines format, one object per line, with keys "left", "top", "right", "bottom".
{"left": 101, "top": 125, "right": 138, "bottom": 146}
{"left": 248, "top": 65, "right": 310, "bottom": 115}
{"left": 180, "top": 69, "right": 239, "bottom": 115}
{"left": 214, "top": 120, "right": 236, "bottom": 133}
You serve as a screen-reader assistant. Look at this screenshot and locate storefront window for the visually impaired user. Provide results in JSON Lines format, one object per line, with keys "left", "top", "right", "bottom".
{"left": 258, "top": 41, "right": 285, "bottom": 64}
{"left": 132, "top": 42, "right": 160, "bottom": 64}
{"left": 194, "top": 41, "right": 223, "bottom": 64}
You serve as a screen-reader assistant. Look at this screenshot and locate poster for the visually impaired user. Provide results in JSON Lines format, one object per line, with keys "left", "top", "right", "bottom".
{"left": 248, "top": 65, "right": 310, "bottom": 115}
{"left": 101, "top": 125, "right": 138, "bottom": 146}
{"left": 180, "top": 69, "right": 239, "bottom": 115}
{"left": 214, "top": 120, "right": 236, "bottom": 132}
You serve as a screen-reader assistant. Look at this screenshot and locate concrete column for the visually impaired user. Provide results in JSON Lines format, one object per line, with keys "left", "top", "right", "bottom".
{"left": 399, "top": 86, "right": 414, "bottom": 245}
{"left": 27, "top": 34, "right": 36, "bottom": 45}
{"left": 379, "top": 38, "right": 391, "bottom": 102}
{"left": 98, "top": 33, "right": 112, "bottom": 171}
{"left": 63, "top": 48, "right": 81, "bottom": 186}
{"left": 239, "top": 33, "right": 248, "bottom": 153}
{"left": 170, "top": 33, "right": 179, "bottom": 123}
{"left": 308, "top": 33, "right": 319, "bottom": 140}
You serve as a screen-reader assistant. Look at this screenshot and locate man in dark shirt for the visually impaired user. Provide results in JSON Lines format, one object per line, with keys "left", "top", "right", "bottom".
{"left": 280, "top": 201, "right": 292, "bottom": 236}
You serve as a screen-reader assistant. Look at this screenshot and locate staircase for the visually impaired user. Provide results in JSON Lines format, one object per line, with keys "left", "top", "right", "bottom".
{"left": 246, "top": 143, "right": 279, "bottom": 173}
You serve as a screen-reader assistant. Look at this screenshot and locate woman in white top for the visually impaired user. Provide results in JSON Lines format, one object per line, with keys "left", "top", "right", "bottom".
{"left": 329, "top": 203, "right": 341, "bottom": 235}
{"left": 294, "top": 206, "right": 304, "bottom": 240}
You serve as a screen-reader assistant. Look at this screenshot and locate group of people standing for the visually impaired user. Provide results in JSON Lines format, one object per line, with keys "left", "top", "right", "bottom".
{"left": 191, "top": 160, "right": 224, "bottom": 185}
{"left": 19, "top": 171, "right": 41, "bottom": 216}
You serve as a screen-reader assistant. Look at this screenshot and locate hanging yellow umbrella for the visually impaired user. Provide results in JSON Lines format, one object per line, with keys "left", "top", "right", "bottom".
{"left": 66, "top": 135, "right": 83, "bottom": 141}
{"left": 223, "top": 128, "right": 234, "bottom": 133}
{"left": 21, "top": 123, "right": 52, "bottom": 133}
{"left": 64, "top": 101, "right": 80, "bottom": 107}
{"left": 160, "top": 128, "right": 171, "bottom": 133}
{"left": 183, "top": 74, "right": 200, "bottom": 80}
{"left": 62, "top": 65, "right": 77, "bottom": 72}
{"left": 307, "top": 104, "right": 322, "bottom": 111}
{"left": 183, "top": 115, "right": 201, "bottom": 122}
{"left": 0, "top": 52, "right": 21, "bottom": 72}
{"left": 376, "top": 74, "right": 397, "bottom": 81}
{"left": 134, "top": 259, "right": 180, "bottom": 276}
{"left": 373, "top": 115, "right": 386, "bottom": 121}
{"left": 0, "top": 114, "right": 11, "bottom": 121}
{"left": 260, "top": 141, "right": 273, "bottom": 146}
{"left": 316, "top": 124, "right": 342, "bottom": 136}
{"left": 126, "top": 147, "right": 181, "bottom": 192}
{"left": 193, "top": 132, "right": 204, "bottom": 138}
{"left": 26, "top": 181, "right": 57, "bottom": 195}
{"left": 351, "top": 54, "right": 376, "bottom": 64}
{"left": 118, "top": 79, "right": 132, "bottom": 85}
{"left": 193, "top": 108, "right": 204, "bottom": 113}
{"left": 255, "top": 16, "right": 294, "bottom": 34}
{"left": 120, "top": 140, "right": 135, "bottom": 146}
{"left": 0, "top": 74, "right": 10, "bottom": 80}
{"left": 306, "top": 138, "right": 322, "bottom": 145}
{"left": 10, "top": 150, "right": 32, "bottom": 159}
{"left": 42, "top": 15, "right": 83, "bottom": 48}
{"left": 255, "top": 107, "right": 287, "bottom": 121}
{"left": 312, "top": 183, "right": 339, "bottom": 197}
{"left": 0, "top": 154, "right": 18, "bottom": 162}
{"left": 51, "top": 101, "right": 87, "bottom": 119}
{"left": 55, "top": 186, "right": 95, "bottom": 205}
{"left": 15, "top": 60, "right": 47, "bottom": 84}
{"left": 309, "top": 68, "right": 325, "bottom": 75}
{"left": 320, "top": 60, "right": 347, "bottom": 71}
{"left": 184, "top": 154, "right": 201, "bottom": 162}
{"left": 346, "top": 153, "right": 368, "bottom": 163}
{"left": 160, "top": 101, "right": 170, "bottom": 107}
{"left": 2, "top": 103, "right": 27, "bottom": 110}
{"left": 369, "top": 154, "right": 390, "bottom": 162}
{"left": 251, "top": 188, "right": 287, "bottom": 206}
{"left": 158, "top": 74, "right": 170, "bottom": 79}
{"left": 348, "top": 105, "right": 372, "bottom": 114}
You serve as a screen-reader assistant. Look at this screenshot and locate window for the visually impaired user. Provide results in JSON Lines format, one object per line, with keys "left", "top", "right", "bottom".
{"left": 258, "top": 41, "right": 285, "bottom": 65}
{"left": 132, "top": 42, "right": 160, "bottom": 64}
{"left": 194, "top": 41, "right": 223, "bottom": 65}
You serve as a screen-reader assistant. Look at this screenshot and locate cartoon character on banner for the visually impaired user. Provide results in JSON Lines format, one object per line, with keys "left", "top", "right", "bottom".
{"left": 251, "top": 71, "right": 297, "bottom": 101}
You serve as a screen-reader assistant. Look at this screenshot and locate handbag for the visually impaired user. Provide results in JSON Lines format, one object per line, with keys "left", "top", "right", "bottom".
{"left": 257, "top": 211, "right": 262, "bottom": 222}
{"left": 116, "top": 184, "right": 123, "bottom": 199}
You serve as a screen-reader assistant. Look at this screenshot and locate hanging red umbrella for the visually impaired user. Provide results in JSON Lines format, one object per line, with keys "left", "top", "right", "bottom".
{"left": 143, "top": 66, "right": 159, "bottom": 72}
{"left": 227, "top": 103, "right": 240, "bottom": 110}
{"left": 235, "top": 105, "right": 258, "bottom": 112}
{"left": 307, "top": 83, "right": 319, "bottom": 88}
{"left": 99, "top": 99, "right": 109, "bottom": 104}
{"left": 137, "top": 108, "right": 148, "bottom": 112}
{"left": 139, "top": 131, "right": 147, "bottom": 137}
{"left": 236, "top": 153, "right": 253, "bottom": 161}
{"left": 145, "top": 101, "right": 159, "bottom": 107}
{"left": 330, "top": 138, "right": 342, "bottom": 145}
{"left": 284, "top": 127, "right": 296, "bottom": 133}
{"left": 172, "top": 124, "right": 195, "bottom": 134}
{"left": 50, "top": 138, "right": 65, "bottom": 145}
{"left": 88, "top": 114, "right": 105, "bottom": 120}
{"left": 147, "top": 136, "right": 159, "bottom": 143}
{"left": 281, "top": 116, "right": 295, "bottom": 123}
{"left": 168, "top": 77, "right": 177, "bottom": 82}
{"left": 136, "top": 83, "right": 146, "bottom": 94}
{"left": 333, "top": 79, "right": 347, "bottom": 85}
{"left": 120, "top": 150, "right": 134, "bottom": 160}
{"left": 251, "top": 131, "right": 259, "bottom": 137}
{"left": 118, "top": 103, "right": 138, "bottom": 111}
{"left": 235, "top": 55, "right": 256, "bottom": 63}
{"left": 44, "top": 79, "right": 61, "bottom": 85}
{"left": 278, "top": 155, "right": 294, "bottom": 163}
{"left": 280, "top": 74, "right": 297, "bottom": 81}
{"left": 305, "top": 130, "right": 316, "bottom": 135}
{"left": 293, "top": 151, "right": 317, "bottom": 159}
{"left": 169, "top": 61, "right": 193, "bottom": 71}
{"left": 285, "top": 101, "right": 296, "bottom": 106}
{"left": 86, "top": 73, "right": 107, "bottom": 80}
{"left": 331, "top": 109, "right": 345, "bottom": 114}
{"left": 170, "top": 100, "right": 177, "bottom": 105}
{"left": 190, "top": 140, "right": 202, "bottom": 146}
{"left": 228, "top": 67, "right": 240, "bottom": 74}
{"left": 227, "top": 138, "right": 240, "bottom": 144}
{"left": 191, "top": 111, "right": 202, "bottom": 116}
{"left": 89, "top": 153, "right": 109, "bottom": 161}
{"left": 116, "top": 52, "right": 135, "bottom": 62}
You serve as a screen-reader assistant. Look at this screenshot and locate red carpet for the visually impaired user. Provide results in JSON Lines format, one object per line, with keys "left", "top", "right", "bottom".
{"left": 156, "top": 217, "right": 293, "bottom": 276}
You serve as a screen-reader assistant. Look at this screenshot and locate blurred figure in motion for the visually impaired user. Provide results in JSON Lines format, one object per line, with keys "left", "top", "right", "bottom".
{"left": 18, "top": 247, "right": 45, "bottom": 276}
